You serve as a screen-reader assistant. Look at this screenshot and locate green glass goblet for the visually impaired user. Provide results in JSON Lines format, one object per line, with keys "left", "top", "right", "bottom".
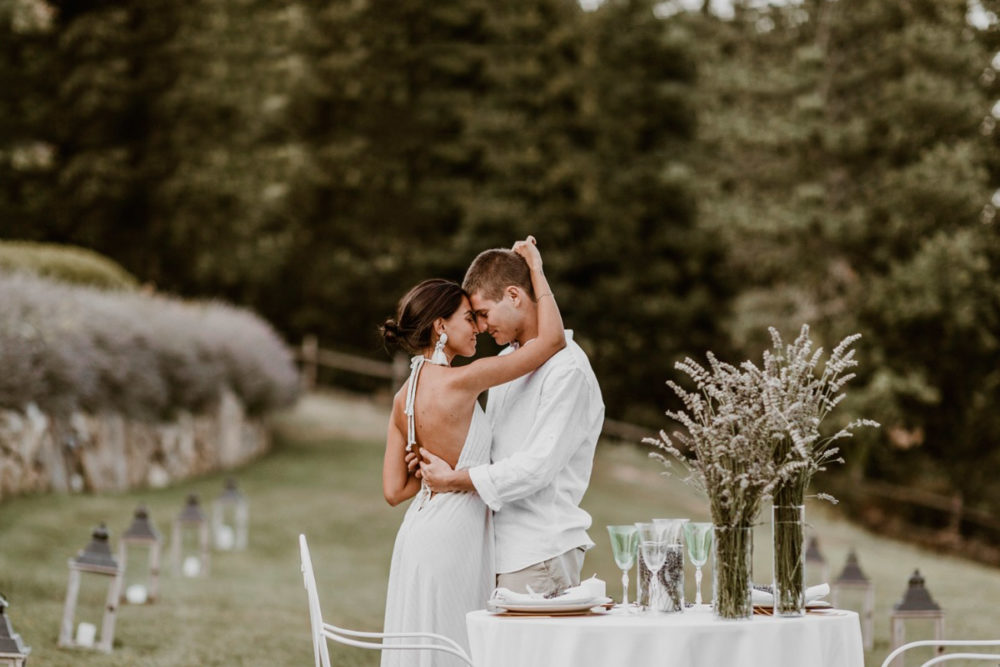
{"left": 607, "top": 525, "right": 639, "bottom": 608}
{"left": 683, "top": 522, "right": 713, "bottom": 606}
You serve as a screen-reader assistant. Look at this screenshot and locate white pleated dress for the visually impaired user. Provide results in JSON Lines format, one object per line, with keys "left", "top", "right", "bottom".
{"left": 381, "top": 357, "right": 494, "bottom": 667}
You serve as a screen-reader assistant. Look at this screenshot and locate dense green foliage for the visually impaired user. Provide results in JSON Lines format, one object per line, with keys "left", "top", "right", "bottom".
{"left": 0, "top": 239, "right": 138, "bottom": 289}
{"left": 2, "top": 0, "right": 999, "bottom": 538}
{"left": 678, "top": 0, "right": 1000, "bottom": 535}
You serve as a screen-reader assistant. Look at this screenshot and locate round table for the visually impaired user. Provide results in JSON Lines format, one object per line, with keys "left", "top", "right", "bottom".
{"left": 466, "top": 605, "right": 864, "bottom": 667}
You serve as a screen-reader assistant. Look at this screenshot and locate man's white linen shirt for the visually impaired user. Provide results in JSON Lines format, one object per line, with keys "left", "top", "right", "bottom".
{"left": 468, "top": 330, "right": 604, "bottom": 574}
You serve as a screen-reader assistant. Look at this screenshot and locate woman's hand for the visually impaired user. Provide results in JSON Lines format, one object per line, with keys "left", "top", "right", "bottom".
{"left": 512, "top": 235, "right": 541, "bottom": 271}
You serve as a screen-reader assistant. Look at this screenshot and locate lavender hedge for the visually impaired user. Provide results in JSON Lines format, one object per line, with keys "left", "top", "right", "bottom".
{"left": 0, "top": 272, "right": 298, "bottom": 419}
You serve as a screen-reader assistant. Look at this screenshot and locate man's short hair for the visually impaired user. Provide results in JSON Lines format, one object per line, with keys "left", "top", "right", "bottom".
{"left": 462, "top": 248, "right": 535, "bottom": 302}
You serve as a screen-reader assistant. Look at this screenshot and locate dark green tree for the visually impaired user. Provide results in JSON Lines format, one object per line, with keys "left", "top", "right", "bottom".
{"left": 281, "top": 0, "right": 490, "bottom": 355}
{"left": 566, "top": 0, "right": 728, "bottom": 423}
{"left": 0, "top": 0, "right": 59, "bottom": 240}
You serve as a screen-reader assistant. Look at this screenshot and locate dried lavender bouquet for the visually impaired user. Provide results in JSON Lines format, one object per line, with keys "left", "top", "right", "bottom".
{"left": 645, "top": 352, "right": 786, "bottom": 619}
{"left": 754, "top": 325, "right": 879, "bottom": 615}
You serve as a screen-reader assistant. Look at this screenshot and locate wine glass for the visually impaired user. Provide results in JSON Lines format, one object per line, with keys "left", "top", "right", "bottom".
{"left": 684, "top": 522, "right": 713, "bottom": 606}
{"left": 636, "top": 522, "right": 667, "bottom": 612}
{"left": 607, "top": 525, "right": 639, "bottom": 608}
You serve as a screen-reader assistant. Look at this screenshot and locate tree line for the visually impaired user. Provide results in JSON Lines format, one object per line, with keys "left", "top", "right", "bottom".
{"left": 3, "top": 0, "right": 999, "bottom": 542}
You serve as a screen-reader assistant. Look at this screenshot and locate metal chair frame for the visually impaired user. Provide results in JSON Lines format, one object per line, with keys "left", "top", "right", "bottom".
{"left": 881, "top": 639, "right": 1000, "bottom": 667}
{"left": 298, "top": 534, "right": 474, "bottom": 667}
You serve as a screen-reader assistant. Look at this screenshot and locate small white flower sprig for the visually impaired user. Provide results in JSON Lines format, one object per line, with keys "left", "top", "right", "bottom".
{"left": 644, "top": 351, "right": 789, "bottom": 530}
{"left": 756, "top": 325, "right": 880, "bottom": 506}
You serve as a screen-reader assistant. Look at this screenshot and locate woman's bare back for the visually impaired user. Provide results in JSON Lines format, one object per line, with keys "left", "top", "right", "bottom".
{"left": 393, "top": 363, "right": 477, "bottom": 469}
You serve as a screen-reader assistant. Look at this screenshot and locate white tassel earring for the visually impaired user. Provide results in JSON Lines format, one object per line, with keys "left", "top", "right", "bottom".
{"left": 431, "top": 331, "right": 449, "bottom": 365}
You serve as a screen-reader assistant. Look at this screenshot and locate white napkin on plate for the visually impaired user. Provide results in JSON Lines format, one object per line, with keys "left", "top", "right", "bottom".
{"left": 489, "top": 586, "right": 597, "bottom": 605}
{"left": 752, "top": 583, "right": 829, "bottom": 606}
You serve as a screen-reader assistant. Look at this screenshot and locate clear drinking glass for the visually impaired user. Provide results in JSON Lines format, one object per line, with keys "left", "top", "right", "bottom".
{"left": 607, "top": 525, "right": 639, "bottom": 608}
{"left": 684, "top": 522, "right": 713, "bottom": 606}
{"left": 652, "top": 518, "right": 687, "bottom": 612}
{"left": 636, "top": 522, "right": 667, "bottom": 613}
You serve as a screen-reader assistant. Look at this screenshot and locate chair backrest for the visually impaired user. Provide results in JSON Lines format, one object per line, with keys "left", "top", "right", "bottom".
{"left": 298, "top": 533, "right": 474, "bottom": 667}
{"left": 881, "top": 639, "right": 1000, "bottom": 667}
{"left": 299, "top": 534, "right": 331, "bottom": 667}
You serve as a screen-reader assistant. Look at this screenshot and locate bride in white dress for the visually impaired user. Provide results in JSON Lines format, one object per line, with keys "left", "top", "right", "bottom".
{"left": 379, "top": 237, "right": 564, "bottom": 667}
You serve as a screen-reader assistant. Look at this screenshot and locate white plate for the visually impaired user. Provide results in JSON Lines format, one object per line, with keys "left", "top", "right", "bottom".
{"left": 753, "top": 600, "right": 833, "bottom": 609}
{"left": 492, "top": 596, "right": 612, "bottom": 613}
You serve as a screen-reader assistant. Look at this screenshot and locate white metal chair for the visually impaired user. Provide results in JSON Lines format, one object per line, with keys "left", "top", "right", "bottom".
{"left": 881, "top": 639, "right": 1000, "bottom": 667}
{"left": 298, "top": 534, "right": 475, "bottom": 667}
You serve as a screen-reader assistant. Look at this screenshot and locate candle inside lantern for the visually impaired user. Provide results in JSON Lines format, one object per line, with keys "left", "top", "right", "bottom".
{"left": 76, "top": 621, "right": 97, "bottom": 647}
{"left": 126, "top": 583, "right": 148, "bottom": 604}
{"left": 216, "top": 524, "right": 235, "bottom": 551}
{"left": 182, "top": 555, "right": 201, "bottom": 577}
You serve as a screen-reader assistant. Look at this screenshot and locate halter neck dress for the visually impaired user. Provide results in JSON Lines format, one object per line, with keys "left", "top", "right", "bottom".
{"left": 381, "top": 356, "right": 494, "bottom": 667}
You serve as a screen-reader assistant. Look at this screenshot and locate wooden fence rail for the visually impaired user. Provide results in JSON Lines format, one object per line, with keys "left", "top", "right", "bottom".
{"left": 293, "top": 336, "right": 999, "bottom": 542}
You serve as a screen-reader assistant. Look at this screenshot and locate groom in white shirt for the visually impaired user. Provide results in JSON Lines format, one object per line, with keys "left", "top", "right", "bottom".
{"left": 418, "top": 247, "right": 605, "bottom": 595}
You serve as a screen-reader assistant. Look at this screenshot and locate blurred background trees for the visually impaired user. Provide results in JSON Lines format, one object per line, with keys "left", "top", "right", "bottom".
{"left": 2, "top": 0, "right": 999, "bottom": 548}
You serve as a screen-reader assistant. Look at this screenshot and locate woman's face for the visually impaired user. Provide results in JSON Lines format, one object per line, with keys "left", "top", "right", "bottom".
{"left": 443, "top": 296, "right": 478, "bottom": 358}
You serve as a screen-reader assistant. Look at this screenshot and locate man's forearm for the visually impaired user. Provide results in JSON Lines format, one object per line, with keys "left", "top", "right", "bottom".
{"left": 443, "top": 468, "right": 475, "bottom": 493}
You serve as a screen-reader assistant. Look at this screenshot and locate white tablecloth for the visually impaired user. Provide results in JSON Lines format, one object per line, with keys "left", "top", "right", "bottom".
{"left": 467, "top": 606, "right": 864, "bottom": 667}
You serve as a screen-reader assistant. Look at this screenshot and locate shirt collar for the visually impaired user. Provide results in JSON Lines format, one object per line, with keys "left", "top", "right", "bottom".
{"left": 511, "top": 329, "right": 574, "bottom": 350}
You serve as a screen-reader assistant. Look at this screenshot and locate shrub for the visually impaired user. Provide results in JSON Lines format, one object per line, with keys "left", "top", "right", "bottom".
{"left": 0, "top": 240, "right": 139, "bottom": 290}
{"left": 0, "top": 273, "right": 298, "bottom": 419}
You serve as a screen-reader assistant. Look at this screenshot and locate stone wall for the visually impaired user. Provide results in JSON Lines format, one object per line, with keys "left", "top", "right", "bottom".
{"left": 0, "top": 390, "right": 270, "bottom": 500}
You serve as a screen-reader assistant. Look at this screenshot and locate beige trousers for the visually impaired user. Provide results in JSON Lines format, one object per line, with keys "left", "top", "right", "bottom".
{"left": 496, "top": 547, "right": 586, "bottom": 596}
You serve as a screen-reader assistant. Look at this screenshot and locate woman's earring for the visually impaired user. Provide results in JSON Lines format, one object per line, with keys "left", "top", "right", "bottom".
{"left": 431, "top": 331, "right": 449, "bottom": 365}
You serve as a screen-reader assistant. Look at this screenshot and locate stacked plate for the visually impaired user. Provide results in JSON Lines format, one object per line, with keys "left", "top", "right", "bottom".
{"left": 488, "top": 593, "right": 613, "bottom": 614}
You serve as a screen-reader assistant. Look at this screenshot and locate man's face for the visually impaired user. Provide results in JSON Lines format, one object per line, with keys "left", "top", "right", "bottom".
{"left": 469, "top": 290, "right": 521, "bottom": 346}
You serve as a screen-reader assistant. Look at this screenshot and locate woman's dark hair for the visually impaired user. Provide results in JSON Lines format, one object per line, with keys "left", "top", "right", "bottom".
{"left": 380, "top": 279, "right": 467, "bottom": 354}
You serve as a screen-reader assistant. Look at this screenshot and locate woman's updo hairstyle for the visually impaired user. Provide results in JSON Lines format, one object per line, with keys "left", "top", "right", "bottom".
{"left": 379, "top": 279, "right": 467, "bottom": 354}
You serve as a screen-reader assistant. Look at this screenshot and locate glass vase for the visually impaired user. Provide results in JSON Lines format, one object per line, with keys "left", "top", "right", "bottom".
{"left": 636, "top": 524, "right": 686, "bottom": 612}
{"left": 652, "top": 518, "right": 687, "bottom": 612}
{"left": 636, "top": 548, "right": 651, "bottom": 608}
{"left": 772, "top": 504, "right": 806, "bottom": 617}
{"left": 712, "top": 525, "right": 753, "bottom": 620}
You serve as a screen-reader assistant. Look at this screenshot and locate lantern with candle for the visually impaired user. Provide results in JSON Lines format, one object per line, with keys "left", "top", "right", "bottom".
{"left": 212, "top": 478, "right": 248, "bottom": 551}
{"left": 57, "top": 523, "right": 124, "bottom": 653}
{"left": 172, "top": 494, "right": 210, "bottom": 577}
{"left": 119, "top": 505, "right": 162, "bottom": 604}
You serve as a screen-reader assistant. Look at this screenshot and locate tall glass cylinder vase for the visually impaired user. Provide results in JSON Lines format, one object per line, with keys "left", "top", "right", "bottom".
{"left": 712, "top": 525, "right": 753, "bottom": 620}
{"left": 772, "top": 504, "right": 806, "bottom": 617}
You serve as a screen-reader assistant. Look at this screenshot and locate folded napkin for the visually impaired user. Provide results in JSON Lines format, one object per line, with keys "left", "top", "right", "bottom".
{"left": 751, "top": 583, "right": 830, "bottom": 606}
{"left": 489, "top": 586, "right": 598, "bottom": 605}
{"left": 490, "top": 587, "right": 545, "bottom": 603}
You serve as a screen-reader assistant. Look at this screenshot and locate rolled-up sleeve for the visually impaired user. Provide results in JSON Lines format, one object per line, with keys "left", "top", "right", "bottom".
{"left": 468, "top": 367, "right": 590, "bottom": 511}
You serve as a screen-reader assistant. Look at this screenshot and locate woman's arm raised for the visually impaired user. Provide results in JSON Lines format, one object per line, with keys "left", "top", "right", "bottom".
{"left": 451, "top": 236, "right": 566, "bottom": 396}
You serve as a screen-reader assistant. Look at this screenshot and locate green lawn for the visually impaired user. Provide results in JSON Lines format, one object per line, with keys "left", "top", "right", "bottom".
{"left": 1, "top": 391, "right": 997, "bottom": 666}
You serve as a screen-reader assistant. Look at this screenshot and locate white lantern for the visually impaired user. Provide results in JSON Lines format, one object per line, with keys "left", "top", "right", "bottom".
{"left": 119, "top": 505, "right": 162, "bottom": 604}
{"left": 888, "top": 569, "right": 945, "bottom": 667}
{"left": 212, "top": 478, "right": 248, "bottom": 551}
{"left": 172, "top": 495, "right": 210, "bottom": 577}
{"left": 831, "top": 549, "right": 875, "bottom": 650}
{"left": 57, "top": 524, "right": 124, "bottom": 653}
{"left": 0, "top": 595, "right": 31, "bottom": 666}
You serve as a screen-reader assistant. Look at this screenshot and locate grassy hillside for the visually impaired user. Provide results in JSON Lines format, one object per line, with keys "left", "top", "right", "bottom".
{"left": 0, "top": 391, "right": 996, "bottom": 666}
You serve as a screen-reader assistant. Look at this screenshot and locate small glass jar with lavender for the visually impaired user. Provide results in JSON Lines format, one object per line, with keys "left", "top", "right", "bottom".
{"left": 637, "top": 518, "right": 686, "bottom": 612}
